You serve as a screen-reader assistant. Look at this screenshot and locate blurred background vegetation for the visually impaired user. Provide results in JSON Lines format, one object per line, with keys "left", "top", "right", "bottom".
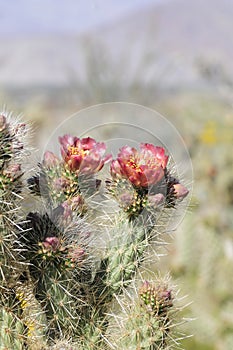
{"left": 0, "top": 0, "right": 233, "bottom": 348}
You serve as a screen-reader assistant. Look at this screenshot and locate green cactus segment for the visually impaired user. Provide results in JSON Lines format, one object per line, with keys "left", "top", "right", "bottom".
{"left": 0, "top": 115, "right": 28, "bottom": 286}
{"left": 85, "top": 221, "right": 149, "bottom": 347}
{"left": 78, "top": 321, "right": 106, "bottom": 350}
{"left": 0, "top": 114, "right": 13, "bottom": 161}
{"left": 97, "top": 220, "right": 148, "bottom": 295}
{"left": 0, "top": 213, "right": 20, "bottom": 286}
{"left": 0, "top": 304, "right": 25, "bottom": 350}
{"left": 105, "top": 237, "right": 146, "bottom": 293}
{"left": 38, "top": 163, "right": 81, "bottom": 204}
{"left": 42, "top": 271, "right": 80, "bottom": 339}
{"left": 115, "top": 281, "right": 174, "bottom": 350}
{"left": 15, "top": 281, "right": 47, "bottom": 349}
{"left": 117, "top": 306, "right": 166, "bottom": 350}
{"left": 20, "top": 209, "right": 88, "bottom": 341}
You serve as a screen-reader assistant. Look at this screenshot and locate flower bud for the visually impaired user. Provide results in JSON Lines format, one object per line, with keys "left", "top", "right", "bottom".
{"left": 119, "top": 191, "right": 134, "bottom": 207}
{"left": 42, "top": 236, "right": 60, "bottom": 252}
{"left": 43, "top": 151, "right": 59, "bottom": 168}
{"left": 70, "top": 195, "right": 83, "bottom": 208}
{"left": 148, "top": 193, "right": 165, "bottom": 207}
{"left": 139, "top": 280, "right": 173, "bottom": 315}
{"left": 173, "top": 183, "right": 189, "bottom": 199}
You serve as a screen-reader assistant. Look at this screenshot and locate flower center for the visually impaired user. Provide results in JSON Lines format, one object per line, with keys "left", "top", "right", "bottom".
{"left": 68, "top": 146, "right": 89, "bottom": 157}
{"left": 127, "top": 158, "right": 142, "bottom": 173}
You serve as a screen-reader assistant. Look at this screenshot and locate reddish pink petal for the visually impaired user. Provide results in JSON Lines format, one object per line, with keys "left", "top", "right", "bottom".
{"left": 118, "top": 145, "right": 137, "bottom": 159}
{"left": 110, "top": 159, "right": 123, "bottom": 178}
{"left": 68, "top": 154, "right": 83, "bottom": 171}
{"left": 81, "top": 137, "right": 97, "bottom": 150}
{"left": 103, "top": 153, "right": 112, "bottom": 163}
{"left": 59, "top": 134, "right": 76, "bottom": 148}
{"left": 73, "top": 138, "right": 81, "bottom": 148}
{"left": 144, "top": 167, "right": 164, "bottom": 186}
{"left": 79, "top": 154, "right": 101, "bottom": 174}
{"left": 140, "top": 144, "right": 169, "bottom": 168}
{"left": 95, "top": 142, "right": 107, "bottom": 157}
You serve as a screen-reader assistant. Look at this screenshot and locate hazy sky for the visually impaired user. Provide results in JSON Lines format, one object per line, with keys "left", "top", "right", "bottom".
{"left": 0, "top": 0, "right": 166, "bottom": 36}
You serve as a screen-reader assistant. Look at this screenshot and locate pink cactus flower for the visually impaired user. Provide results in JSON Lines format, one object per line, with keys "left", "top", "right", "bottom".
{"left": 110, "top": 144, "right": 169, "bottom": 188}
{"left": 59, "top": 135, "right": 111, "bottom": 174}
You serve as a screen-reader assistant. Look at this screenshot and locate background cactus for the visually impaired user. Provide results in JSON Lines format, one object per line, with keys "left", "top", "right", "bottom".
{"left": 0, "top": 112, "right": 190, "bottom": 349}
{"left": 0, "top": 113, "right": 35, "bottom": 350}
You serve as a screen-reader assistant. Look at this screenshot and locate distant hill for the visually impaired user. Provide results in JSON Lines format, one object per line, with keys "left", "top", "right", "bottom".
{"left": 0, "top": 0, "right": 233, "bottom": 88}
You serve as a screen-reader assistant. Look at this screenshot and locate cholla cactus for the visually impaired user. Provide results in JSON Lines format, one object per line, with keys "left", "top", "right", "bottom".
{"left": 0, "top": 113, "right": 26, "bottom": 285}
{"left": 0, "top": 112, "right": 189, "bottom": 349}
{"left": 0, "top": 112, "right": 46, "bottom": 349}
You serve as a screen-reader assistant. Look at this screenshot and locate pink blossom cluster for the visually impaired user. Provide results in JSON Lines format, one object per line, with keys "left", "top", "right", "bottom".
{"left": 43, "top": 135, "right": 188, "bottom": 202}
